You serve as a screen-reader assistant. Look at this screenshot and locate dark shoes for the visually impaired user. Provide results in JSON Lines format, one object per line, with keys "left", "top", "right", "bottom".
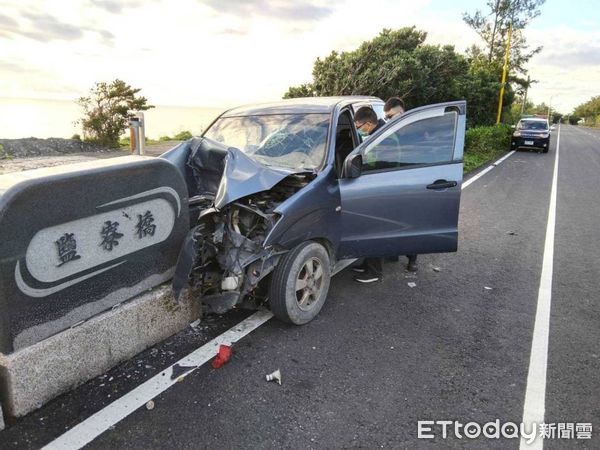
{"left": 406, "top": 255, "right": 418, "bottom": 272}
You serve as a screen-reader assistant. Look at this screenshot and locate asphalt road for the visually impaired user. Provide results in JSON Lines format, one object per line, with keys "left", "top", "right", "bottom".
{"left": 1, "top": 125, "right": 598, "bottom": 449}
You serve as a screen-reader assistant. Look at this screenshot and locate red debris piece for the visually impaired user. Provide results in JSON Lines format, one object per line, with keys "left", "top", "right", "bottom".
{"left": 211, "top": 344, "right": 232, "bottom": 369}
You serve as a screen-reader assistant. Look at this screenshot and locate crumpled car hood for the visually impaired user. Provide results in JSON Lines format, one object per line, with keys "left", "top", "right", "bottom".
{"left": 214, "top": 147, "right": 309, "bottom": 209}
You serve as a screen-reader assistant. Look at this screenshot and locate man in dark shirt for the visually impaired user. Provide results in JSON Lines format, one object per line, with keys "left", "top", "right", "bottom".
{"left": 354, "top": 106, "right": 385, "bottom": 140}
{"left": 352, "top": 107, "right": 386, "bottom": 283}
{"left": 383, "top": 97, "right": 417, "bottom": 272}
{"left": 383, "top": 96, "right": 405, "bottom": 120}
{"left": 351, "top": 104, "right": 417, "bottom": 283}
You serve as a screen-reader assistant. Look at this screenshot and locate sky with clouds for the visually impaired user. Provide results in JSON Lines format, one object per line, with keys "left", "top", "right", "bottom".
{"left": 0, "top": 0, "right": 598, "bottom": 113}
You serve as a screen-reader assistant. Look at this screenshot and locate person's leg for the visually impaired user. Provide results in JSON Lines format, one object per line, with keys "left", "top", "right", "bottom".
{"left": 354, "top": 258, "right": 383, "bottom": 283}
{"left": 407, "top": 254, "right": 417, "bottom": 272}
{"left": 351, "top": 258, "right": 367, "bottom": 273}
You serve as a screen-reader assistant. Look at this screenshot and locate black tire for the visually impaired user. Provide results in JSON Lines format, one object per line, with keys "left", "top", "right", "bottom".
{"left": 543, "top": 147, "right": 549, "bottom": 153}
{"left": 269, "top": 241, "right": 331, "bottom": 325}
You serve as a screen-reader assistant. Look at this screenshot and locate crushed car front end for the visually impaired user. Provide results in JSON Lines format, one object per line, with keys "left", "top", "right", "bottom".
{"left": 163, "top": 106, "right": 337, "bottom": 314}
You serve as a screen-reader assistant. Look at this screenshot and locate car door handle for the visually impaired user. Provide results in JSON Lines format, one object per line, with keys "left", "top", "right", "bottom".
{"left": 426, "top": 180, "right": 457, "bottom": 190}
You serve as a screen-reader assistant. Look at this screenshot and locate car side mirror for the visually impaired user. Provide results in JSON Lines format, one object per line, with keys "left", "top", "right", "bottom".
{"left": 344, "top": 153, "right": 363, "bottom": 178}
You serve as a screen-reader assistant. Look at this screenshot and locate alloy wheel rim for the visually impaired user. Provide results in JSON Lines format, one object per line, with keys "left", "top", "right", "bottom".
{"left": 295, "top": 257, "right": 324, "bottom": 310}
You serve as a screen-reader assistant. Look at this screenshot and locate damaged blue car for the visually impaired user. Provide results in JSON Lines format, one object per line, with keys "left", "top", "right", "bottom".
{"left": 162, "top": 96, "right": 466, "bottom": 324}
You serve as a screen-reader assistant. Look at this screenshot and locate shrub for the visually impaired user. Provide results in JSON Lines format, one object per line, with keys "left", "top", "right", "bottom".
{"left": 463, "top": 124, "right": 512, "bottom": 173}
{"left": 119, "top": 136, "right": 131, "bottom": 147}
{"left": 0, "top": 143, "right": 11, "bottom": 160}
{"left": 71, "top": 134, "right": 81, "bottom": 141}
{"left": 173, "top": 130, "right": 193, "bottom": 140}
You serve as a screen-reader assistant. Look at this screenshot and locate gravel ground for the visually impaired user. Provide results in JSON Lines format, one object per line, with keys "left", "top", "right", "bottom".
{"left": 0, "top": 141, "right": 181, "bottom": 175}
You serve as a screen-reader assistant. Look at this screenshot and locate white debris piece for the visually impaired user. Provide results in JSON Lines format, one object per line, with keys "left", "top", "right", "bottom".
{"left": 484, "top": 286, "right": 493, "bottom": 290}
{"left": 407, "top": 282, "right": 417, "bottom": 288}
{"left": 189, "top": 319, "right": 201, "bottom": 329}
{"left": 146, "top": 400, "right": 155, "bottom": 410}
{"left": 266, "top": 369, "right": 282, "bottom": 385}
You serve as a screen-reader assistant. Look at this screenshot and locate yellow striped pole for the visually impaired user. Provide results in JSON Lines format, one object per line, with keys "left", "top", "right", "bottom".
{"left": 496, "top": 23, "right": 513, "bottom": 124}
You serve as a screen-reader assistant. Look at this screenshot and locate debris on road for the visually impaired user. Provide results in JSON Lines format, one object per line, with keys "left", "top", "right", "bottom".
{"left": 211, "top": 344, "right": 232, "bottom": 369}
{"left": 189, "top": 319, "right": 201, "bottom": 330}
{"left": 432, "top": 266, "right": 441, "bottom": 272}
{"left": 484, "top": 286, "right": 493, "bottom": 290}
{"left": 171, "top": 363, "right": 195, "bottom": 380}
{"left": 407, "top": 282, "right": 417, "bottom": 288}
{"left": 266, "top": 369, "right": 282, "bottom": 385}
{"left": 506, "top": 231, "right": 518, "bottom": 236}
{"left": 146, "top": 400, "right": 155, "bottom": 411}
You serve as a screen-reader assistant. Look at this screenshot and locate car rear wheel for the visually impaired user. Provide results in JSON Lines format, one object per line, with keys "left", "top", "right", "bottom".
{"left": 269, "top": 241, "right": 331, "bottom": 325}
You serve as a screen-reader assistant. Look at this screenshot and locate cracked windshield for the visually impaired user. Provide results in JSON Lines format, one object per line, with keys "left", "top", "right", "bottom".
{"left": 204, "top": 113, "right": 329, "bottom": 170}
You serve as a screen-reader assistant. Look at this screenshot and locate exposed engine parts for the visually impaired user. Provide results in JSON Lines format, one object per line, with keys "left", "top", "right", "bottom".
{"left": 187, "top": 174, "right": 314, "bottom": 313}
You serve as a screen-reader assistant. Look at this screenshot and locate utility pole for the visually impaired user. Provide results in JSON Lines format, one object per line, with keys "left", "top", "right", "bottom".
{"left": 496, "top": 23, "right": 512, "bottom": 124}
{"left": 521, "top": 75, "right": 530, "bottom": 115}
{"left": 547, "top": 95, "right": 555, "bottom": 123}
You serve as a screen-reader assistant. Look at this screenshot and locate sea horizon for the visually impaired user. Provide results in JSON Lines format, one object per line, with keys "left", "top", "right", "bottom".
{"left": 0, "top": 97, "right": 228, "bottom": 140}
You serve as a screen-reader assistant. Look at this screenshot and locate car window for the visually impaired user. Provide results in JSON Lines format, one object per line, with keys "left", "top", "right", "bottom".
{"left": 361, "top": 111, "right": 457, "bottom": 171}
{"left": 372, "top": 103, "right": 385, "bottom": 120}
{"left": 352, "top": 103, "right": 385, "bottom": 120}
{"left": 203, "top": 113, "right": 329, "bottom": 170}
{"left": 518, "top": 120, "right": 549, "bottom": 130}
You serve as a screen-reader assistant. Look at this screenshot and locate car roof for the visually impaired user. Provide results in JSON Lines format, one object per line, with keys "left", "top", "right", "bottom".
{"left": 520, "top": 117, "right": 548, "bottom": 122}
{"left": 221, "top": 96, "right": 383, "bottom": 117}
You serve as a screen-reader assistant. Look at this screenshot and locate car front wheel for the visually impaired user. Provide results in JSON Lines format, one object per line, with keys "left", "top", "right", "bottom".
{"left": 269, "top": 241, "right": 331, "bottom": 325}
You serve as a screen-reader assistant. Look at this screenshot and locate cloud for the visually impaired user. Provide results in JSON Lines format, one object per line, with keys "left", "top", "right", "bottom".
{"left": 199, "top": 0, "right": 334, "bottom": 21}
{"left": 21, "top": 12, "right": 83, "bottom": 41}
{"left": 0, "top": 60, "right": 29, "bottom": 73}
{"left": 89, "top": 0, "right": 141, "bottom": 14}
{"left": 0, "top": 13, "right": 18, "bottom": 27}
{"left": 217, "top": 27, "right": 250, "bottom": 36}
{"left": 95, "top": 28, "right": 116, "bottom": 44}
{"left": 537, "top": 45, "right": 600, "bottom": 68}
{"left": 0, "top": 10, "right": 114, "bottom": 45}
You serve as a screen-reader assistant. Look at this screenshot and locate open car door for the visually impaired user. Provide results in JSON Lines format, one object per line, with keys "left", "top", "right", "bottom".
{"left": 338, "top": 101, "right": 466, "bottom": 259}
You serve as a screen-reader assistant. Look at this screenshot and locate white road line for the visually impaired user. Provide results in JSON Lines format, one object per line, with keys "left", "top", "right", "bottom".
{"left": 520, "top": 125, "right": 561, "bottom": 449}
{"left": 462, "top": 150, "right": 516, "bottom": 190}
{"left": 42, "top": 145, "right": 515, "bottom": 449}
{"left": 43, "top": 310, "right": 274, "bottom": 450}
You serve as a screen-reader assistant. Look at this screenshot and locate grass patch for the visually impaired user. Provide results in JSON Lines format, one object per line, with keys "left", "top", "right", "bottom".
{"left": 119, "top": 130, "right": 194, "bottom": 148}
{"left": 463, "top": 124, "right": 512, "bottom": 173}
{"left": 0, "top": 143, "right": 13, "bottom": 160}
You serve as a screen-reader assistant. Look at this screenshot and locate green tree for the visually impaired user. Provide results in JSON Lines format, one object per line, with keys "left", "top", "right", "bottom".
{"left": 460, "top": 49, "right": 509, "bottom": 126}
{"left": 573, "top": 95, "right": 600, "bottom": 126}
{"left": 284, "top": 27, "right": 509, "bottom": 126}
{"left": 551, "top": 111, "right": 563, "bottom": 124}
{"left": 463, "top": 0, "right": 545, "bottom": 74}
{"left": 77, "top": 79, "right": 154, "bottom": 147}
{"left": 283, "top": 84, "right": 315, "bottom": 99}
